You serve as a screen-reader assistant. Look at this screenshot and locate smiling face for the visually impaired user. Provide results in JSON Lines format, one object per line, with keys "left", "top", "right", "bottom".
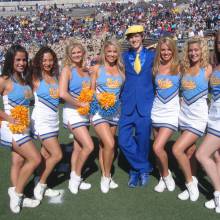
{"left": 128, "top": 33, "right": 143, "bottom": 51}
{"left": 13, "top": 51, "right": 27, "bottom": 74}
{"left": 104, "top": 44, "right": 118, "bottom": 65}
{"left": 160, "top": 43, "right": 173, "bottom": 63}
{"left": 71, "top": 46, "right": 84, "bottom": 65}
{"left": 42, "top": 52, "right": 54, "bottom": 74}
{"left": 188, "top": 43, "right": 202, "bottom": 64}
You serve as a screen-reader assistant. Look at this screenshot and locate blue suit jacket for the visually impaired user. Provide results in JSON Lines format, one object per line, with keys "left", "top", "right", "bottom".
{"left": 120, "top": 48, "right": 155, "bottom": 117}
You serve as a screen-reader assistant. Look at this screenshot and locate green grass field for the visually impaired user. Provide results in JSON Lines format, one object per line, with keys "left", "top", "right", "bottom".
{"left": 0, "top": 107, "right": 219, "bottom": 220}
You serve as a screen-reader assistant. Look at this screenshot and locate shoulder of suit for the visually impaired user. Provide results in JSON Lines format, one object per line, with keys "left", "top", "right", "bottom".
{"left": 122, "top": 50, "right": 131, "bottom": 59}
{"left": 143, "top": 47, "right": 155, "bottom": 55}
{"left": 143, "top": 48, "right": 155, "bottom": 59}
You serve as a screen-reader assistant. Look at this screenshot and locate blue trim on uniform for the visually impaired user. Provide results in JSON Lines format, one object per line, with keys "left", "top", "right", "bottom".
{"left": 179, "top": 125, "right": 203, "bottom": 136}
{"left": 107, "top": 119, "right": 118, "bottom": 126}
{"left": 0, "top": 139, "right": 12, "bottom": 147}
{"left": 93, "top": 118, "right": 109, "bottom": 126}
{"left": 40, "top": 131, "right": 59, "bottom": 140}
{"left": 152, "top": 123, "right": 178, "bottom": 131}
{"left": 183, "top": 89, "right": 208, "bottom": 105}
{"left": 156, "top": 88, "right": 179, "bottom": 104}
{"left": 97, "top": 87, "right": 107, "bottom": 93}
{"left": 93, "top": 118, "right": 118, "bottom": 126}
{"left": 207, "top": 127, "right": 220, "bottom": 138}
{"left": 38, "top": 96, "right": 58, "bottom": 112}
{"left": 31, "top": 132, "right": 38, "bottom": 140}
{"left": 64, "top": 121, "right": 90, "bottom": 129}
{"left": 16, "top": 136, "right": 32, "bottom": 146}
{"left": 8, "top": 98, "right": 25, "bottom": 107}
{"left": 69, "top": 91, "right": 79, "bottom": 99}
{"left": 212, "top": 93, "right": 220, "bottom": 102}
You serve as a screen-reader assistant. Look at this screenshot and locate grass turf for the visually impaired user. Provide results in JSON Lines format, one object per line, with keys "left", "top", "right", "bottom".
{"left": 0, "top": 107, "right": 219, "bottom": 220}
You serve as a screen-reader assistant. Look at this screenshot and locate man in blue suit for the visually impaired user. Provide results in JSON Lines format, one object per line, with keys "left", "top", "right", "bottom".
{"left": 118, "top": 25, "right": 155, "bottom": 187}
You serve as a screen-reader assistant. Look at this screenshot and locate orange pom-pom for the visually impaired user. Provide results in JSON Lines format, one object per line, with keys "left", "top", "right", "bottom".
{"left": 98, "top": 92, "right": 116, "bottom": 109}
{"left": 77, "top": 106, "right": 90, "bottom": 115}
{"left": 9, "top": 105, "right": 29, "bottom": 134}
{"left": 78, "top": 88, "right": 94, "bottom": 103}
{"left": 77, "top": 88, "right": 94, "bottom": 115}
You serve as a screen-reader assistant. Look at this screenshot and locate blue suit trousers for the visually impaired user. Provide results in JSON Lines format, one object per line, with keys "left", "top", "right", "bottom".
{"left": 118, "top": 107, "right": 152, "bottom": 173}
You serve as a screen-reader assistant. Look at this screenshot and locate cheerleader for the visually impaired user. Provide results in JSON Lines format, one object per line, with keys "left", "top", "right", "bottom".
{"left": 151, "top": 37, "right": 180, "bottom": 193}
{"left": 172, "top": 38, "right": 212, "bottom": 201}
{"left": 0, "top": 45, "right": 41, "bottom": 213}
{"left": 90, "top": 39, "right": 124, "bottom": 193}
{"left": 59, "top": 39, "right": 94, "bottom": 194}
{"left": 31, "top": 47, "right": 62, "bottom": 201}
{"left": 196, "top": 31, "right": 220, "bottom": 213}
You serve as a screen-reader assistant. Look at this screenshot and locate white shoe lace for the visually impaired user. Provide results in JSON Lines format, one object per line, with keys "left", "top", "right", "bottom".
{"left": 205, "top": 199, "right": 215, "bottom": 209}
{"left": 154, "top": 178, "right": 166, "bottom": 192}
{"left": 163, "top": 171, "right": 175, "bottom": 191}
{"left": 100, "top": 176, "right": 110, "bottom": 193}
{"left": 215, "top": 196, "right": 220, "bottom": 207}
{"left": 110, "top": 178, "right": 118, "bottom": 189}
{"left": 178, "top": 190, "right": 189, "bottom": 200}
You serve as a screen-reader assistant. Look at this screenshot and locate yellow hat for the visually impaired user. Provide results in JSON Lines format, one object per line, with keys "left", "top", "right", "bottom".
{"left": 125, "top": 25, "right": 144, "bottom": 36}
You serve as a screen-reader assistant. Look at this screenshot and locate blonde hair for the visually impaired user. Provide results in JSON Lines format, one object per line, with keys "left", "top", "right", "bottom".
{"left": 153, "top": 37, "right": 179, "bottom": 75}
{"left": 181, "top": 37, "right": 209, "bottom": 74}
{"left": 62, "top": 39, "right": 87, "bottom": 68}
{"left": 100, "top": 39, "right": 125, "bottom": 78}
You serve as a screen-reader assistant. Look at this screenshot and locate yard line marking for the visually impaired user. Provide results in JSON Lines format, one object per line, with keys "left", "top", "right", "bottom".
{"left": 48, "top": 189, "right": 65, "bottom": 204}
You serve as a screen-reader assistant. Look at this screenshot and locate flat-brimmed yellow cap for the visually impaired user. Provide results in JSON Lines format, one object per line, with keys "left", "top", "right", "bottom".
{"left": 125, "top": 25, "right": 144, "bottom": 36}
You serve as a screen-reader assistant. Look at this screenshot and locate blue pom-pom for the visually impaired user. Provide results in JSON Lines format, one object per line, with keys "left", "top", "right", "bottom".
{"left": 98, "top": 100, "right": 120, "bottom": 117}
{"left": 89, "top": 97, "right": 99, "bottom": 115}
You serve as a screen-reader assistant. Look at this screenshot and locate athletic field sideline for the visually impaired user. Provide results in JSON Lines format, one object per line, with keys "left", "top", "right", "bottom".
{"left": 0, "top": 105, "right": 218, "bottom": 220}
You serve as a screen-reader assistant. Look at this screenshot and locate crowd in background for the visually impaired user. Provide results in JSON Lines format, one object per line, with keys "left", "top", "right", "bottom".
{"left": 0, "top": 0, "right": 219, "bottom": 65}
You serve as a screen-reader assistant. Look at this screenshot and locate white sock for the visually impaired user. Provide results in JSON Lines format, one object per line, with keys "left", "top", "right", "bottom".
{"left": 14, "top": 189, "right": 23, "bottom": 197}
{"left": 70, "top": 170, "right": 76, "bottom": 179}
{"left": 38, "top": 182, "right": 47, "bottom": 187}
{"left": 70, "top": 171, "right": 81, "bottom": 180}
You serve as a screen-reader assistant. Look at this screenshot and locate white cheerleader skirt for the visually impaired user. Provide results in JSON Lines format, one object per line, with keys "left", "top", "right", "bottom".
{"left": 179, "top": 98, "right": 208, "bottom": 136}
{"left": 207, "top": 99, "right": 220, "bottom": 137}
{"left": 0, "top": 121, "right": 31, "bottom": 148}
{"left": 151, "top": 95, "right": 180, "bottom": 131}
{"left": 31, "top": 106, "right": 59, "bottom": 141}
{"left": 63, "top": 104, "right": 90, "bottom": 130}
{"left": 90, "top": 110, "right": 120, "bottom": 126}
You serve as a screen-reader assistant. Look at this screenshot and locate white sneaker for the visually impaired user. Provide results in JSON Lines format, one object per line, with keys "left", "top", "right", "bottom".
{"left": 163, "top": 170, "right": 175, "bottom": 192}
{"left": 109, "top": 178, "right": 118, "bottom": 189}
{"left": 205, "top": 199, "right": 215, "bottom": 209}
{"left": 68, "top": 175, "right": 81, "bottom": 194}
{"left": 214, "top": 191, "right": 220, "bottom": 213}
{"left": 178, "top": 190, "right": 189, "bottom": 200}
{"left": 44, "top": 188, "right": 60, "bottom": 198}
{"left": 22, "top": 198, "right": 40, "bottom": 208}
{"left": 34, "top": 182, "right": 47, "bottom": 201}
{"left": 79, "top": 181, "right": 91, "bottom": 190}
{"left": 185, "top": 176, "right": 199, "bottom": 202}
{"left": 8, "top": 187, "right": 22, "bottom": 214}
{"left": 154, "top": 178, "right": 166, "bottom": 193}
{"left": 100, "top": 176, "right": 111, "bottom": 193}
